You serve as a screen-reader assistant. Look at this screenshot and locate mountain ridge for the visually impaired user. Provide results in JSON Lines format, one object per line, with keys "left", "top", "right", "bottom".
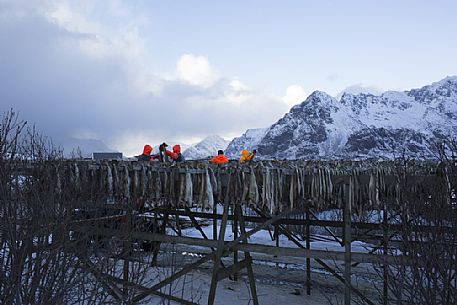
{"left": 226, "top": 76, "right": 457, "bottom": 160}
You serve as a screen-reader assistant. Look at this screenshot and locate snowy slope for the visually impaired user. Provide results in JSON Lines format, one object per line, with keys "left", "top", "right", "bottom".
{"left": 183, "top": 135, "right": 230, "bottom": 160}
{"left": 233, "top": 76, "right": 457, "bottom": 160}
{"left": 225, "top": 128, "right": 268, "bottom": 158}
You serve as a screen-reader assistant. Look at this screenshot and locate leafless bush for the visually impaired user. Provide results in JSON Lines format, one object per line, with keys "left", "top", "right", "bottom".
{"left": 1, "top": 110, "right": 194, "bottom": 304}
{"left": 375, "top": 142, "right": 457, "bottom": 305}
{"left": 0, "top": 109, "right": 80, "bottom": 304}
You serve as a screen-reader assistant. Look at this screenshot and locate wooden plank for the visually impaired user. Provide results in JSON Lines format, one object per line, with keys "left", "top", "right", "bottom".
{"left": 252, "top": 207, "right": 376, "bottom": 305}
{"left": 80, "top": 260, "right": 126, "bottom": 302}
{"left": 183, "top": 206, "right": 227, "bottom": 272}
{"left": 123, "top": 209, "right": 131, "bottom": 296}
{"left": 383, "top": 202, "right": 389, "bottom": 305}
{"left": 148, "top": 208, "right": 455, "bottom": 233}
{"left": 306, "top": 203, "right": 311, "bottom": 295}
{"left": 236, "top": 204, "right": 259, "bottom": 305}
{"left": 130, "top": 211, "right": 289, "bottom": 303}
{"left": 217, "top": 258, "right": 251, "bottom": 281}
{"left": 309, "top": 210, "right": 343, "bottom": 246}
{"left": 100, "top": 269, "right": 199, "bottom": 305}
{"left": 131, "top": 252, "right": 215, "bottom": 303}
{"left": 344, "top": 181, "right": 352, "bottom": 305}
{"left": 208, "top": 200, "right": 230, "bottom": 305}
{"left": 77, "top": 225, "right": 418, "bottom": 265}
{"left": 233, "top": 205, "right": 239, "bottom": 281}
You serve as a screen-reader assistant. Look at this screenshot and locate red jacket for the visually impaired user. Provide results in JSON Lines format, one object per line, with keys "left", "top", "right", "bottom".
{"left": 138, "top": 144, "right": 159, "bottom": 161}
{"left": 165, "top": 145, "right": 184, "bottom": 161}
{"left": 210, "top": 154, "right": 229, "bottom": 164}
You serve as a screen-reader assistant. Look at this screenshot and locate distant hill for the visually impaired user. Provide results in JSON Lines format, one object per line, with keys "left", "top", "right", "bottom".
{"left": 183, "top": 135, "right": 230, "bottom": 160}
{"left": 61, "top": 138, "right": 115, "bottom": 158}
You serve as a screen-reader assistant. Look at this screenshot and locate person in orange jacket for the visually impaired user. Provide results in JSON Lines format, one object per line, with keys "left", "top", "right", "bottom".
{"left": 137, "top": 144, "right": 159, "bottom": 161}
{"left": 239, "top": 149, "right": 256, "bottom": 163}
{"left": 165, "top": 144, "right": 185, "bottom": 162}
{"left": 209, "top": 150, "right": 229, "bottom": 164}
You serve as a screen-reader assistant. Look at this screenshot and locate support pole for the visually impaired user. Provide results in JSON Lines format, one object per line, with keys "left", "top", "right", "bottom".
{"left": 235, "top": 204, "right": 259, "bottom": 305}
{"left": 383, "top": 201, "right": 389, "bottom": 305}
{"left": 208, "top": 201, "right": 230, "bottom": 305}
{"left": 306, "top": 201, "right": 311, "bottom": 295}
{"left": 175, "top": 212, "right": 182, "bottom": 236}
{"left": 344, "top": 180, "right": 353, "bottom": 305}
{"left": 123, "top": 207, "right": 132, "bottom": 301}
{"left": 213, "top": 202, "right": 218, "bottom": 241}
{"left": 233, "top": 205, "right": 239, "bottom": 281}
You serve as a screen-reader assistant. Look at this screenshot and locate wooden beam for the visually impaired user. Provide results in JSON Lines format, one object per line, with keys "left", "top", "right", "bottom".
{"left": 217, "top": 258, "right": 252, "bottom": 281}
{"left": 236, "top": 204, "right": 259, "bottom": 305}
{"left": 148, "top": 208, "right": 455, "bottom": 233}
{"left": 130, "top": 210, "right": 289, "bottom": 303}
{"left": 81, "top": 225, "right": 419, "bottom": 266}
{"left": 98, "top": 268, "right": 199, "bottom": 305}
{"left": 252, "top": 207, "right": 376, "bottom": 305}
{"left": 306, "top": 203, "right": 311, "bottom": 295}
{"left": 208, "top": 200, "right": 230, "bottom": 305}
{"left": 344, "top": 181, "right": 352, "bottom": 305}
{"left": 131, "top": 251, "right": 215, "bottom": 303}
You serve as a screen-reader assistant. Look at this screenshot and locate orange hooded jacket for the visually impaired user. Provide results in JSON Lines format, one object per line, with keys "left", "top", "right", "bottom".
{"left": 138, "top": 144, "right": 159, "bottom": 161}
{"left": 210, "top": 154, "right": 229, "bottom": 164}
{"left": 239, "top": 149, "right": 255, "bottom": 163}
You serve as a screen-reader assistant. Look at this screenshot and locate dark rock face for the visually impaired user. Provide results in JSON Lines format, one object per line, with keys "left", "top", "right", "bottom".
{"left": 225, "top": 128, "right": 267, "bottom": 158}
{"left": 345, "top": 128, "right": 432, "bottom": 158}
{"left": 256, "top": 91, "right": 337, "bottom": 159}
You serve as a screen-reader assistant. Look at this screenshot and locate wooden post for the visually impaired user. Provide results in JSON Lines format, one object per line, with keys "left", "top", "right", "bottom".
{"left": 123, "top": 206, "right": 131, "bottom": 301}
{"left": 383, "top": 202, "right": 389, "bottom": 305}
{"left": 274, "top": 211, "right": 279, "bottom": 258}
{"left": 344, "top": 180, "right": 352, "bottom": 305}
{"left": 306, "top": 201, "right": 311, "bottom": 295}
{"left": 175, "top": 212, "right": 182, "bottom": 236}
{"left": 235, "top": 204, "right": 259, "bottom": 305}
{"left": 213, "top": 202, "right": 218, "bottom": 240}
{"left": 233, "top": 205, "right": 239, "bottom": 281}
{"left": 208, "top": 201, "right": 230, "bottom": 305}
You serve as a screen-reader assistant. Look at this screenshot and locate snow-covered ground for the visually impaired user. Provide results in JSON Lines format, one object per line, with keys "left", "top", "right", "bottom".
{"left": 139, "top": 220, "right": 379, "bottom": 304}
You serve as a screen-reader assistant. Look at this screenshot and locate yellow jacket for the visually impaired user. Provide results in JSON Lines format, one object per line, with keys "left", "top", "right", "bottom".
{"left": 239, "top": 149, "right": 256, "bottom": 163}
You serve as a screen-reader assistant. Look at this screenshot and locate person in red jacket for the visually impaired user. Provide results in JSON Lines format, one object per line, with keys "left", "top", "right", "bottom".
{"left": 137, "top": 144, "right": 159, "bottom": 161}
{"left": 209, "top": 150, "right": 229, "bottom": 164}
{"left": 165, "top": 144, "right": 185, "bottom": 162}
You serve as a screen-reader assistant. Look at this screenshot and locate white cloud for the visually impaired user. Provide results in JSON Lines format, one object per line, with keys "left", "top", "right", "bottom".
{"left": 176, "top": 54, "right": 219, "bottom": 88}
{"left": 282, "top": 85, "right": 307, "bottom": 107}
{"left": 230, "top": 79, "right": 249, "bottom": 91}
{"left": 43, "top": 1, "right": 160, "bottom": 95}
{"left": 0, "top": 1, "right": 289, "bottom": 157}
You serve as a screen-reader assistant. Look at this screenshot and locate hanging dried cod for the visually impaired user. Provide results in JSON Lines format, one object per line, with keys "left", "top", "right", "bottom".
{"left": 205, "top": 167, "right": 214, "bottom": 210}
{"left": 185, "top": 170, "right": 193, "bottom": 206}
{"left": 248, "top": 166, "right": 259, "bottom": 207}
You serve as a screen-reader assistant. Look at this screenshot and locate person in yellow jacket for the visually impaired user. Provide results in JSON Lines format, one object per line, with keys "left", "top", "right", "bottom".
{"left": 239, "top": 149, "right": 256, "bottom": 163}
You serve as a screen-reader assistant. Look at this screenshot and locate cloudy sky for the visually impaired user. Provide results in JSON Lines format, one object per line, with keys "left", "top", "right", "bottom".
{"left": 1, "top": 0, "right": 457, "bottom": 156}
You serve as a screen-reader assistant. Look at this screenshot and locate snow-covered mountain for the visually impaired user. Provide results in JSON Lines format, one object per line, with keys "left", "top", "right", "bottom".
{"left": 229, "top": 76, "right": 457, "bottom": 160}
{"left": 225, "top": 128, "right": 268, "bottom": 158}
{"left": 183, "top": 135, "right": 230, "bottom": 160}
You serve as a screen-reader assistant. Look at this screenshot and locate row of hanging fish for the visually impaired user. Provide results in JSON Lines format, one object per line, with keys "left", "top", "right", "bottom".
{"left": 16, "top": 159, "right": 450, "bottom": 213}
